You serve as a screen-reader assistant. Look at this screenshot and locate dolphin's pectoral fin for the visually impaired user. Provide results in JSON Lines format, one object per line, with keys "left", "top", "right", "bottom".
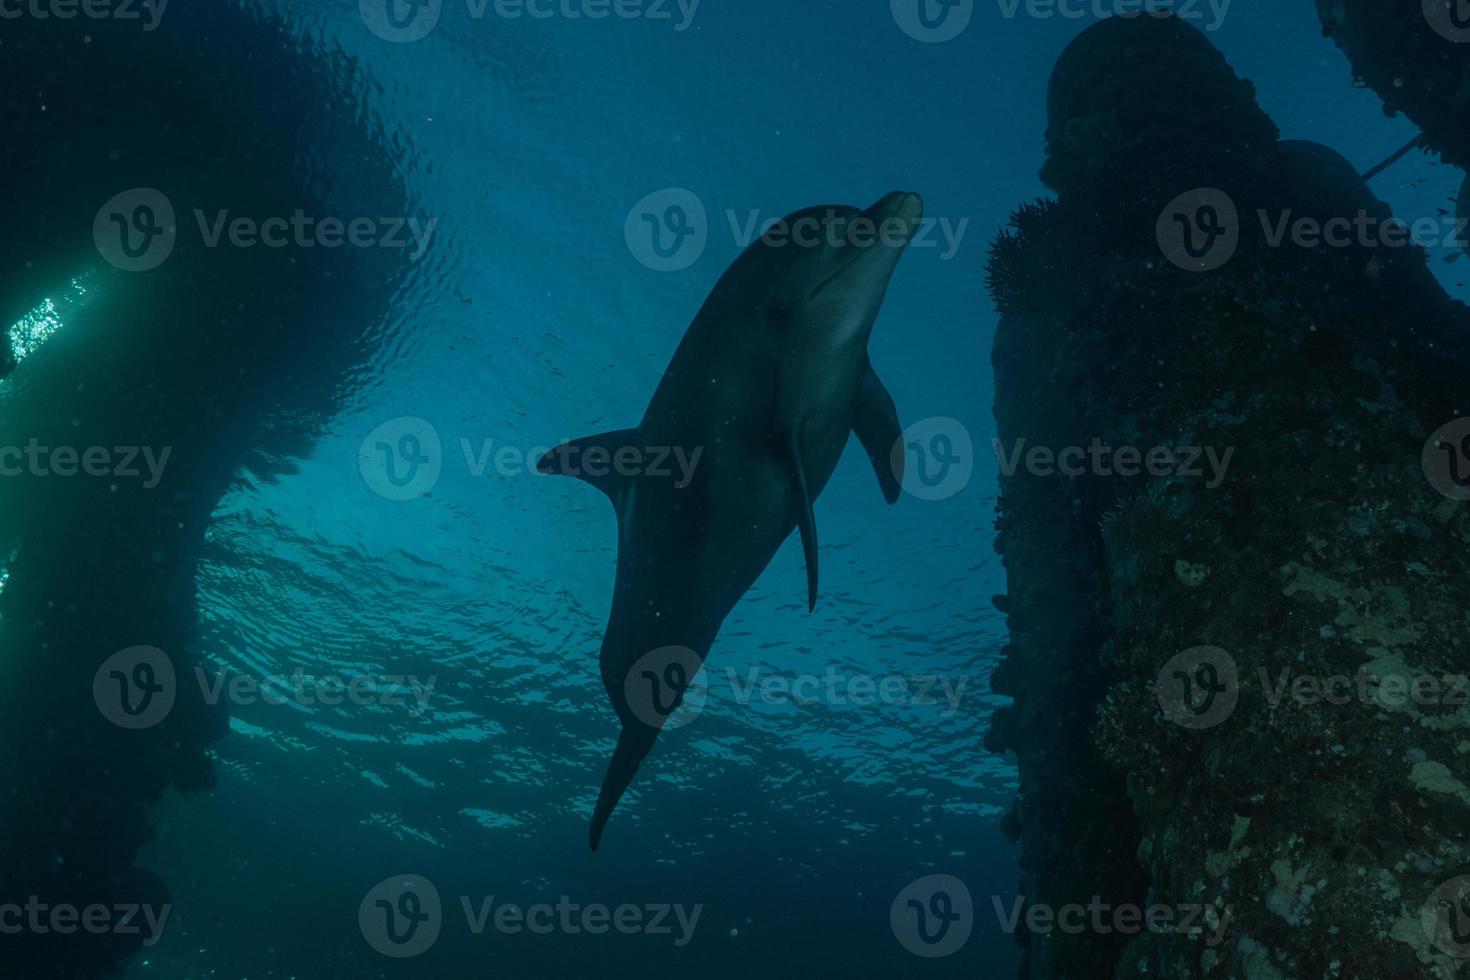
{"left": 853, "top": 360, "right": 903, "bottom": 505}
{"left": 787, "top": 421, "right": 820, "bottom": 613}
{"left": 537, "top": 429, "right": 638, "bottom": 508}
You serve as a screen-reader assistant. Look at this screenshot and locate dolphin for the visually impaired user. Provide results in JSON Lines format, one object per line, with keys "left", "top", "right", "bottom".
{"left": 540, "top": 191, "right": 923, "bottom": 849}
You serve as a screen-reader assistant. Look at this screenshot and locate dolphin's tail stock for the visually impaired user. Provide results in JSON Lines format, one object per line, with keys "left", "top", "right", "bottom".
{"left": 589, "top": 725, "right": 655, "bottom": 851}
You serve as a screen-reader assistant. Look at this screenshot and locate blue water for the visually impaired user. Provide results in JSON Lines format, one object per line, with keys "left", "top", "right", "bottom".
{"left": 4, "top": 0, "right": 1461, "bottom": 977}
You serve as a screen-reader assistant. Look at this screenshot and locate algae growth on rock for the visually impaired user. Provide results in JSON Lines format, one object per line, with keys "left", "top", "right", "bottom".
{"left": 986, "top": 14, "right": 1470, "bottom": 980}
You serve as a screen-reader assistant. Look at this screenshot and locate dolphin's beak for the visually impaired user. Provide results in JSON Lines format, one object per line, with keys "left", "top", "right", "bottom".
{"left": 805, "top": 191, "right": 924, "bottom": 302}
{"left": 867, "top": 190, "right": 925, "bottom": 245}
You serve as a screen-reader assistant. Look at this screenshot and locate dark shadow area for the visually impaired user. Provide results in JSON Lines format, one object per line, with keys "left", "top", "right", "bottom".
{"left": 0, "top": 4, "right": 421, "bottom": 976}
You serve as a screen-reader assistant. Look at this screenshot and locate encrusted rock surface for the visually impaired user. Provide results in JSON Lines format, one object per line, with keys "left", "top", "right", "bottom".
{"left": 1315, "top": 1, "right": 1470, "bottom": 171}
{"left": 987, "top": 15, "right": 1470, "bottom": 979}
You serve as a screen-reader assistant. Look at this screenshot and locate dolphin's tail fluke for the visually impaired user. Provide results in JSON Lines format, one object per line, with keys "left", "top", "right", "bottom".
{"left": 589, "top": 726, "right": 654, "bottom": 851}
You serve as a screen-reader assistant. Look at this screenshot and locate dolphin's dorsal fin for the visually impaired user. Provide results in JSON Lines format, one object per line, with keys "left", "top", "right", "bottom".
{"left": 788, "top": 420, "right": 820, "bottom": 612}
{"left": 852, "top": 360, "right": 903, "bottom": 505}
{"left": 537, "top": 429, "right": 638, "bottom": 509}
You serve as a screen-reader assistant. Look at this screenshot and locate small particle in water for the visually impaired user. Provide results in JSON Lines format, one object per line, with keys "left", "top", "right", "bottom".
{"left": 729, "top": 928, "right": 738, "bottom": 938}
